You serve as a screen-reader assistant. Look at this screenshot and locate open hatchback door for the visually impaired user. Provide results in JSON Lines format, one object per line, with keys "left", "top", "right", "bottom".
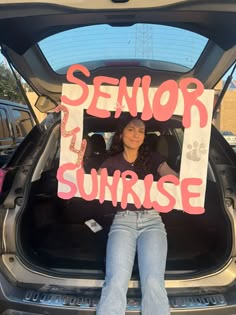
{"left": 0, "top": 1, "right": 236, "bottom": 314}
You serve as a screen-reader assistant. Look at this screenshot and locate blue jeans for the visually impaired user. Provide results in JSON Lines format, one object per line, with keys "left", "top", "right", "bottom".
{"left": 96, "top": 209, "right": 170, "bottom": 315}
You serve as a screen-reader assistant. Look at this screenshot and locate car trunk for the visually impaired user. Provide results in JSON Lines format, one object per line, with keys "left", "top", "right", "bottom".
{"left": 17, "top": 123, "right": 232, "bottom": 279}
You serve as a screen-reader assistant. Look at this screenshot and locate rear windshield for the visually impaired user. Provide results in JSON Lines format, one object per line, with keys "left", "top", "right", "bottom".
{"left": 39, "top": 23, "right": 208, "bottom": 73}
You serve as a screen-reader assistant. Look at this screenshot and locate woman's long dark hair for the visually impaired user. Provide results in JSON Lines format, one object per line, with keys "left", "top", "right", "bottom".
{"left": 109, "top": 115, "right": 153, "bottom": 179}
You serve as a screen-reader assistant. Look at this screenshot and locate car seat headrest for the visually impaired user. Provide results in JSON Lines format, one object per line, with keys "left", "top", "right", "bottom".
{"left": 90, "top": 134, "right": 106, "bottom": 155}
{"left": 145, "top": 133, "right": 159, "bottom": 152}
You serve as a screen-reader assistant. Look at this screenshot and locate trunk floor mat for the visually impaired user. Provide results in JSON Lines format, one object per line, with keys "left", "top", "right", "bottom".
{"left": 32, "top": 223, "right": 215, "bottom": 272}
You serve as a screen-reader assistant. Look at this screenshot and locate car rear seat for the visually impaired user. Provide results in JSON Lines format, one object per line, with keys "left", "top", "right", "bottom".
{"left": 145, "top": 133, "right": 159, "bottom": 152}
{"left": 145, "top": 133, "right": 181, "bottom": 172}
{"left": 156, "top": 135, "right": 181, "bottom": 172}
{"left": 84, "top": 134, "right": 107, "bottom": 173}
{"left": 60, "top": 133, "right": 112, "bottom": 225}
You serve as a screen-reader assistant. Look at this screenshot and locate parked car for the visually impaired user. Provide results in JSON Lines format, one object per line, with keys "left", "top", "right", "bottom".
{"left": 0, "top": 99, "right": 34, "bottom": 166}
{"left": 0, "top": 1, "right": 236, "bottom": 314}
{"left": 221, "top": 130, "right": 236, "bottom": 147}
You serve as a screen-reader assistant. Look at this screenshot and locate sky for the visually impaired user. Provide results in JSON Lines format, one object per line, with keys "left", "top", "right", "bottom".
{"left": 39, "top": 24, "right": 207, "bottom": 72}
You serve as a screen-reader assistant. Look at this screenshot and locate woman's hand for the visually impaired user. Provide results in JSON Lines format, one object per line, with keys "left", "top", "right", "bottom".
{"left": 157, "top": 161, "right": 179, "bottom": 178}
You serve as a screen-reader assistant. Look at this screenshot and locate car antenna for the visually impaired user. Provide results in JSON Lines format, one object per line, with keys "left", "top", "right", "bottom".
{"left": 213, "top": 61, "right": 236, "bottom": 119}
{"left": 0, "top": 45, "right": 39, "bottom": 125}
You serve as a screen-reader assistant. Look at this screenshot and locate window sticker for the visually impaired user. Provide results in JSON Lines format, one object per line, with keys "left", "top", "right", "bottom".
{"left": 56, "top": 64, "right": 214, "bottom": 215}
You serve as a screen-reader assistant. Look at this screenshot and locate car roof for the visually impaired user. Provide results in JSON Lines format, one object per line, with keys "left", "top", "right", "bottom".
{"left": 0, "top": 98, "right": 29, "bottom": 110}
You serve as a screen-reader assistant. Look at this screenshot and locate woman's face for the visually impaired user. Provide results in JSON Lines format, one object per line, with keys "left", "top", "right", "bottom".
{"left": 121, "top": 119, "right": 145, "bottom": 151}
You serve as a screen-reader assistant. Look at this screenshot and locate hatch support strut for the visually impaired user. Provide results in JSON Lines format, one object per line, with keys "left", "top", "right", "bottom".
{"left": 213, "top": 61, "right": 236, "bottom": 119}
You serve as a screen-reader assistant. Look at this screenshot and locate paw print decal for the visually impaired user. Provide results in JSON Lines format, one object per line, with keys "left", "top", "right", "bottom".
{"left": 186, "top": 141, "right": 207, "bottom": 162}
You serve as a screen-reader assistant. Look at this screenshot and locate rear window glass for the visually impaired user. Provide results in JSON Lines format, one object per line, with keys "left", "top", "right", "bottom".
{"left": 39, "top": 24, "right": 208, "bottom": 73}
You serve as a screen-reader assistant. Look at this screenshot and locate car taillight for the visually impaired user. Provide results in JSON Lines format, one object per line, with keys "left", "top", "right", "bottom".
{"left": 0, "top": 169, "right": 8, "bottom": 193}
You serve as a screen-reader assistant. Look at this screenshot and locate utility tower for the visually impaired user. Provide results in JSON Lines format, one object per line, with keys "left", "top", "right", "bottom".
{"left": 135, "top": 24, "right": 153, "bottom": 59}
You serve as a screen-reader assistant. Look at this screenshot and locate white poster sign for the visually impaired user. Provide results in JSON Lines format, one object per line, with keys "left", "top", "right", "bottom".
{"left": 56, "top": 64, "right": 214, "bottom": 214}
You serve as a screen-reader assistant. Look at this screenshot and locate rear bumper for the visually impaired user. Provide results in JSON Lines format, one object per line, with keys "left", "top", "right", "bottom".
{"left": 1, "top": 273, "right": 236, "bottom": 315}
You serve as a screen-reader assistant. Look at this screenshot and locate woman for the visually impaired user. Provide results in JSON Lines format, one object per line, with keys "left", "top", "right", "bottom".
{"left": 96, "top": 116, "right": 177, "bottom": 315}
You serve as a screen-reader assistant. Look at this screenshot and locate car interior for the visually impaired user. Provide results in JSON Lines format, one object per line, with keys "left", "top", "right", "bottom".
{"left": 17, "top": 115, "right": 232, "bottom": 279}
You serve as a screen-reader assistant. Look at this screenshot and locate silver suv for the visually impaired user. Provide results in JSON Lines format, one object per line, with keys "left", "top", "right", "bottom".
{"left": 0, "top": 1, "right": 235, "bottom": 314}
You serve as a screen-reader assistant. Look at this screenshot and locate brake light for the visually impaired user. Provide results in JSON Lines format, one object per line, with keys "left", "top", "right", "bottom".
{"left": 0, "top": 169, "right": 8, "bottom": 193}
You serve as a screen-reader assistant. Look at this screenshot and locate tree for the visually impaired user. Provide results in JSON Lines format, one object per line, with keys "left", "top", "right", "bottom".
{"left": 0, "top": 62, "right": 25, "bottom": 103}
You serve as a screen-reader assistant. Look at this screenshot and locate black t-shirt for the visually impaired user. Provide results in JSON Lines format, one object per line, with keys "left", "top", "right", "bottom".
{"left": 100, "top": 152, "right": 165, "bottom": 211}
